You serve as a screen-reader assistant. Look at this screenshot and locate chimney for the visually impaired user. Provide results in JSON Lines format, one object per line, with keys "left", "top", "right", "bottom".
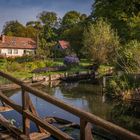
{"left": 1, "top": 35, "right": 5, "bottom": 43}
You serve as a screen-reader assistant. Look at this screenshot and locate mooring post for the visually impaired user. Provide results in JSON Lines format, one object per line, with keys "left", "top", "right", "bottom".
{"left": 102, "top": 76, "right": 106, "bottom": 94}
{"left": 22, "top": 88, "right": 30, "bottom": 136}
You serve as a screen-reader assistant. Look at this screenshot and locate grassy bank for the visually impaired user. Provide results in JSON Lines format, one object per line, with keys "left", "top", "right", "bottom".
{"left": 0, "top": 58, "right": 92, "bottom": 79}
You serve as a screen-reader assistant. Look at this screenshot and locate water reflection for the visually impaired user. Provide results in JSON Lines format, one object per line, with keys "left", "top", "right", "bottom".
{"left": 1, "top": 82, "right": 139, "bottom": 136}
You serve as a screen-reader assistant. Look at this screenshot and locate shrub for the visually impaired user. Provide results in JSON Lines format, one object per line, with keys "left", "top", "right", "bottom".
{"left": 6, "top": 55, "right": 34, "bottom": 63}
{"left": 5, "top": 61, "right": 24, "bottom": 72}
{"left": 83, "top": 18, "right": 120, "bottom": 65}
{"left": 116, "top": 40, "right": 140, "bottom": 73}
{"left": 14, "top": 55, "right": 34, "bottom": 63}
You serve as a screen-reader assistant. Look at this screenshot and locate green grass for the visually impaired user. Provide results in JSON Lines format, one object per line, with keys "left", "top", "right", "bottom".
{"left": 0, "top": 58, "right": 92, "bottom": 79}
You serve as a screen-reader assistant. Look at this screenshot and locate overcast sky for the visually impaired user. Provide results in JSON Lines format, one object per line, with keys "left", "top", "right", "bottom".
{"left": 0, "top": 0, "right": 93, "bottom": 33}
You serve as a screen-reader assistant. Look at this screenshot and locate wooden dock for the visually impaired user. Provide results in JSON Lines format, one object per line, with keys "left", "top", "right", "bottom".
{"left": 0, "top": 70, "right": 140, "bottom": 140}
{"left": 60, "top": 72, "right": 96, "bottom": 82}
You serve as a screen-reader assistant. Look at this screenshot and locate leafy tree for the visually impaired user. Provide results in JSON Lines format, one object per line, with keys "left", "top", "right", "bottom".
{"left": 83, "top": 18, "right": 120, "bottom": 65}
{"left": 61, "top": 11, "right": 87, "bottom": 29}
{"left": 24, "top": 26, "right": 38, "bottom": 39}
{"left": 92, "top": 0, "right": 140, "bottom": 42}
{"left": 37, "top": 11, "right": 57, "bottom": 27}
{"left": 36, "top": 11, "right": 58, "bottom": 57}
{"left": 26, "top": 21, "right": 42, "bottom": 30}
{"left": 37, "top": 11, "right": 58, "bottom": 41}
{"left": 60, "top": 24, "right": 84, "bottom": 58}
{"left": 2, "top": 20, "right": 26, "bottom": 37}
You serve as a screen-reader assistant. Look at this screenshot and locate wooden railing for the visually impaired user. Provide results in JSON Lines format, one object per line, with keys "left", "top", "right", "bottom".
{"left": 0, "top": 71, "right": 140, "bottom": 140}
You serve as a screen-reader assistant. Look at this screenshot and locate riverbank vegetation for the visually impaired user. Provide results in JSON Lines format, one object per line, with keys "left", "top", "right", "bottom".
{"left": 1, "top": 0, "right": 139, "bottom": 95}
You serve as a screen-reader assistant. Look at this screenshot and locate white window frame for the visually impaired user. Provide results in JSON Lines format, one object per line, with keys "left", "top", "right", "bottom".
{"left": 14, "top": 49, "right": 18, "bottom": 54}
{"left": 8, "top": 49, "right": 12, "bottom": 54}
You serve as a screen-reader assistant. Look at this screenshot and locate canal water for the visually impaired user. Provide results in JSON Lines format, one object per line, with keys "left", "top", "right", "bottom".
{"left": 1, "top": 82, "right": 140, "bottom": 139}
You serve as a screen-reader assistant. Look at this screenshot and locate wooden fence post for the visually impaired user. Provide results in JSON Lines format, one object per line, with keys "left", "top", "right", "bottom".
{"left": 80, "top": 118, "right": 87, "bottom": 140}
{"left": 22, "top": 88, "right": 30, "bottom": 136}
{"left": 80, "top": 118, "right": 93, "bottom": 140}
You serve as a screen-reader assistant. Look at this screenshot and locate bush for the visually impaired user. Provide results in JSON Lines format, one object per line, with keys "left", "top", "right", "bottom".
{"left": 5, "top": 61, "right": 24, "bottom": 72}
{"left": 6, "top": 55, "right": 34, "bottom": 63}
{"left": 83, "top": 18, "right": 120, "bottom": 65}
{"left": 116, "top": 40, "right": 140, "bottom": 73}
{"left": 64, "top": 56, "right": 79, "bottom": 68}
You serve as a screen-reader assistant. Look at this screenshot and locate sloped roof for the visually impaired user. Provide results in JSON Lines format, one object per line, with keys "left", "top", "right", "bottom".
{"left": 0, "top": 35, "right": 37, "bottom": 49}
{"left": 58, "top": 40, "right": 70, "bottom": 49}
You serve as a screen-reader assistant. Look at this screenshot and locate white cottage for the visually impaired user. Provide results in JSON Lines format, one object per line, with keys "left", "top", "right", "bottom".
{"left": 0, "top": 35, "right": 37, "bottom": 57}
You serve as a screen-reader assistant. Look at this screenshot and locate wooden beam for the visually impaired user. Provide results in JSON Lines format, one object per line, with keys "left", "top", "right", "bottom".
{"left": 22, "top": 89, "right": 30, "bottom": 136}
{"left": 0, "top": 106, "right": 13, "bottom": 112}
{"left": 0, "top": 114, "right": 29, "bottom": 140}
{"left": 85, "top": 123, "right": 94, "bottom": 140}
{"left": 24, "top": 110, "right": 73, "bottom": 140}
{"left": 0, "top": 91, "right": 22, "bottom": 113}
{"left": 29, "top": 132, "right": 50, "bottom": 140}
{"left": 80, "top": 118, "right": 87, "bottom": 140}
{"left": 27, "top": 93, "right": 46, "bottom": 133}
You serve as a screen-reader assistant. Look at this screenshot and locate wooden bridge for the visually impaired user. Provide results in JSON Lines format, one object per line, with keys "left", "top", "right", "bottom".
{"left": 0, "top": 71, "right": 140, "bottom": 140}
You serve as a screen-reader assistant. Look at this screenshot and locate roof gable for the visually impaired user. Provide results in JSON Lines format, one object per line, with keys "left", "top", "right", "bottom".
{"left": 58, "top": 40, "right": 70, "bottom": 49}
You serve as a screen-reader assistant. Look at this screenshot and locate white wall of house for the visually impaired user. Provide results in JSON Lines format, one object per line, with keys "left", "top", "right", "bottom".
{"left": 0, "top": 48, "right": 35, "bottom": 57}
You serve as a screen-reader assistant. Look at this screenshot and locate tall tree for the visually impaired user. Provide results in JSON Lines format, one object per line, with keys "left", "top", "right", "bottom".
{"left": 61, "top": 11, "right": 87, "bottom": 29}
{"left": 26, "top": 21, "right": 42, "bottom": 30}
{"left": 60, "top": 24, "right": 85, "bottom": 58}
{"left": 2, "top": 20, "right": 26, "bottom": 37}
{"left": 37, "top": 11, "right": 57, "bottom": 27}
{"left": 92, "top": 0, "right": 140, "bottom": 42}
{"left": 36, "top": 11, "right": 58, "bottom": 58}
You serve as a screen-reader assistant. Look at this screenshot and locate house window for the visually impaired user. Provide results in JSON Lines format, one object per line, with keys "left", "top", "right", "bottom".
{"left": 8, "top": 49, "right": 12, "bottom": 54}
{"left": 14, "top": 49, "right": 18, "bottom": 54}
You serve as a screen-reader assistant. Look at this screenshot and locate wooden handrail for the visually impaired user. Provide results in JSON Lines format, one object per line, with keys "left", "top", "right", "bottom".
{"left": 22, "top": 84, "right": 140, "bottom": 140}
{"left": 0, "top": 70, "right": 140, "bottom": 140}
{"left": 0, "top": 91, "right": 22, "bottom": 113}
{"left": 24, "top": 110, "right": 73, "bottom": 140}
{"left": 0, "top": 91, "right": 73, "bottom": 140}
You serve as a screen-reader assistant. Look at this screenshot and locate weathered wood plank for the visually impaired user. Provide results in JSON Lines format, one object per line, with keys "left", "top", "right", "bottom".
{"left": 0, "top": 131, "right": 16, "bottom": 140}
{"left": 22, "top": 89, "right": 30, "bottom": 136}
{"left": 0, "top": 106, "right": 13, "bottom": 112}
{"left": 24, "top": 110, "right": 73, "bottom": 140}
{"left": 27, "top": 93, "right": 46, "bottom": 133}
{"left": 85, "top": 123, "right": 94, "bottom": 140}
{"left": 80, "top": 118, "right": 87, "bottom": 140}
{"left": 0, "top": 114, "right": 29, "bottom": 140}
{"left": 0, "top": 91, "right": 22, "bottom": 113}
{"left": 29, "top": 132, "right": 50, "bottom": 140}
